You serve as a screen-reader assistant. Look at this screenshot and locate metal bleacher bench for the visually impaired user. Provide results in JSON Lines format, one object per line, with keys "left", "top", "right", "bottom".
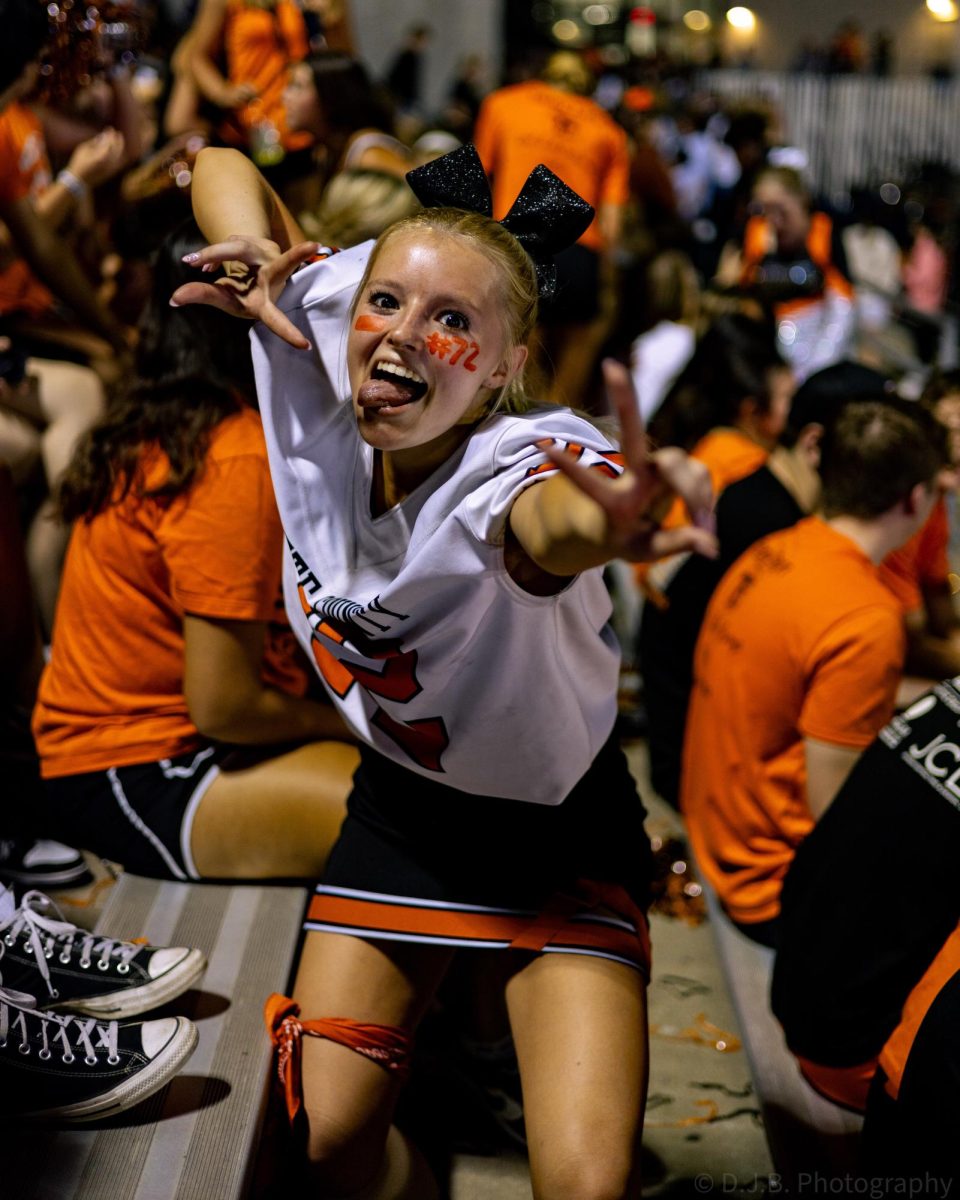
{"left": 5, "top": 874, "right": 307, "bottom": 1200}
{"left": 701, "top": 882, "right": 863, "bottom": 1178}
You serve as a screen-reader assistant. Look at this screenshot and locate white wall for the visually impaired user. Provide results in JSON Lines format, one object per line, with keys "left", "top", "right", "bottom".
{"left": 347, "top": 0, "right": 505, "bottom": 119}
{"left": 722, "top": 0, "right": 960, "bottom": 75}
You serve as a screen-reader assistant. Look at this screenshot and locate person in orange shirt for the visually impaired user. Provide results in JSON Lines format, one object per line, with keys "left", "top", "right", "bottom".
{"left": 32, "top": 225, "right": 358, "bottom": 882}
{"left": 0, "top": 23, "right": 139, "bottom": 633}
{"left": 681, "top": 400, "right": 949, "bottom": 946}
{"left": 648, "top": 313, "right": 794, "bottom": 500}
{"left": 474, "top": 51, "right": 630, "bottom": 407}
{"left": 878, "top": 371, "right": 960, "bottom": 691}
{"left": 180, "top": 0, "right": 312, "bottom": 184}
{"left": 640, "top": 361, "right": 886, "bottom": 810}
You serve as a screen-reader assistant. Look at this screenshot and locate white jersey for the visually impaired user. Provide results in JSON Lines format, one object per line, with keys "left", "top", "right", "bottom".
{"left": 251, "top": 243, "right": 624, "bottom": 805}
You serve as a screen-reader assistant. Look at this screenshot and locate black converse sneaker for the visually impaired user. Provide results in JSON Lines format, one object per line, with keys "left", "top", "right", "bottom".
{"left": 0, "top": 885, "right": 206, "bottom": 1019}
{"left": 0, "top": 839, "right": 93, "bottom": 888}
{"left": 0, "top": 984, "right": 198, "bottom": 1121}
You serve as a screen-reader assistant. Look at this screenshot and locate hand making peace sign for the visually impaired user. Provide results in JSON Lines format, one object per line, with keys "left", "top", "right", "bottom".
{"left": 544, "top": 359, "right": 718, "bottom": 564}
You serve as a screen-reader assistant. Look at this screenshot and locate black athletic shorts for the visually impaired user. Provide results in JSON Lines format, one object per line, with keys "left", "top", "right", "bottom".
{"left": 41, "top": 746, "right": 228, "bottom": 881}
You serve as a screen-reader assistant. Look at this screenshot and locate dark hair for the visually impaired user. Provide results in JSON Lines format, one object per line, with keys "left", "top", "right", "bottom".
{"left": 920, "top": 369, "right": 960, "bottom": 410}
{"left": 819, "top": 399, "right": 948, "bottom": 519}
{"left": 643, "top": 250, "right": 696, "bottom": 327}
{"left": 649, "top": 314, "right": 785, "bottom": 451}
{"left": 0, "top": 0, "right": 48, "bottom": 94}
{"left": 306, "top": 52, "right": 394, "bottom": 139}
{"left": 782, "top": 360, "right": 892, "bottom": 448}
{"left": 58, "top": 222, "right": 254, "bottom": 521}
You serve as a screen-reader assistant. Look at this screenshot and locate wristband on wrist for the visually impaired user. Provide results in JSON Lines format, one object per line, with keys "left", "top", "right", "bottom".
{"left": 56, "top": 169, "right": 89, "bottom": 201}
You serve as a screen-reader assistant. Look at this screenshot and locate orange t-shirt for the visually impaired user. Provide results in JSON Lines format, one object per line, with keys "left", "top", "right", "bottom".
{"left": 664, "top": 427, "right": 768, "bottom": 531}
{"left": 878, "top": 495, "right": 949, "bottom": 614}
{"left": 221, "top": 0, "right": 311, "bottom": 152}
{"left": 0, "top": 101, "right": 54, "bottom": 317}
{"left": 636, "top": 428, "right": 768, "bottom": 589}
{"left": 33, "top": 407, "right": 305, "bottom": 778}
{"left": 681, "top": 517, "right": 905, "bottom": 924}
{"left": 473, "top": 80, "right": 629, "bottom": 254}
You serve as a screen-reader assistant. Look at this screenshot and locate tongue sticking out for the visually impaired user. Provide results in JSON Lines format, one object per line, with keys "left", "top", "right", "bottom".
{"left": 358, "top": 377, "right": 424, "bottom": 409}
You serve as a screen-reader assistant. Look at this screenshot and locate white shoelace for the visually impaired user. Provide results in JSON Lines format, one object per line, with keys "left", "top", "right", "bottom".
{"left": 0, "top": 889, "right": 141, "bottom": 1002}
{"left": 0, "top": 984, "right": 119, "bottom": 1064}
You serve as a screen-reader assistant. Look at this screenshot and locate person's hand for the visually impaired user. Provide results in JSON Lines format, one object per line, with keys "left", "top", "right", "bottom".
{"left": 66, "top": 128, "right": 126, "bottom": 188}
{"left": 220, "top": 81, "right": 258, "bottom": 109}
{"left": 170, "top": 235, "right": 320, "bottom": 349}
{"left": 545, "top": 358, "right": 718, "bottom": 563}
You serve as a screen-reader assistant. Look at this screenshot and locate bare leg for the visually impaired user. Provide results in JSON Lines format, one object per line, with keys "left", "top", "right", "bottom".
{"left": 25, "top": 497, "right": 70, "bottom": 638}
{"left": 291, "top": 931, "right": 454, "bottom": 1197}
{"left": 507, "top": 953, "right": 648, "bottom": 1200}
{"left": 190, "top": 740, "right": 359, "bottom": 878}
{"left": 28, "top": 358, "right": 104, "bottom": 483}
{"left": 22, "top": 359, "right": 104, "bottom": 634}
{"left": 0, "top": 405, "right": 41, "bottom": 486}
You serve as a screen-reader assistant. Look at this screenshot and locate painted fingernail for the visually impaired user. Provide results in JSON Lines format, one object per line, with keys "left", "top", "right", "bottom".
{"left": 169, "top": 298, "right": 181, "bottom": 307}
{"left": 182, "top": 252, "right": 201, "bottom": 263}
{"left": 201, "top": 263, "right": 214, "bottom": 273}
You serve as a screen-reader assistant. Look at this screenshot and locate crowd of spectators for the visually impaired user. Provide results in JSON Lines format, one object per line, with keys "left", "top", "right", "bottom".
{"left": 1, "top": 0, "right": 959, "bottom": 1185}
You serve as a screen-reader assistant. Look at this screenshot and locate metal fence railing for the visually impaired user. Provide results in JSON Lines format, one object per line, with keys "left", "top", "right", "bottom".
{"left": 699, "top": 71, "right": 960, "bottom": 197}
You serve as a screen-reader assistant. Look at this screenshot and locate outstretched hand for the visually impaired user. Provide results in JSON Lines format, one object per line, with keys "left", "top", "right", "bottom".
{"left": 545, "top": 359, "right": 718, "bottom": 563}
{"left": 169, "top": 235, "right": 320, "bottom": 350}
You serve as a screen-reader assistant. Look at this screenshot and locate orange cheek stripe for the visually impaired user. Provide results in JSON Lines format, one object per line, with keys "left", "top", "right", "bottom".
{"left": 354, "top": 315, "right": 387, "bottom": 332}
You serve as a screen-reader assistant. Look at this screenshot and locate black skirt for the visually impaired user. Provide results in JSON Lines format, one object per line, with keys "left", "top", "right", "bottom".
{"left": 304, "top": 732, "right": 653, "bottom": 974}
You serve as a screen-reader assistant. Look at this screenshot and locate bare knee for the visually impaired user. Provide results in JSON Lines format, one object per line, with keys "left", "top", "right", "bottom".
{"left": 532, "top": 1146, "right": 639, "bottom": 1200}
{"left": 302, "top": 1110, "right": 387, "bottom": 1196}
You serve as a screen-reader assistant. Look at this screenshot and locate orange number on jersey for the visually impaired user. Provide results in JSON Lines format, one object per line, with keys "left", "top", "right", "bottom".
{"left": 299, "top": 586, "right": 446, "bottom": 771}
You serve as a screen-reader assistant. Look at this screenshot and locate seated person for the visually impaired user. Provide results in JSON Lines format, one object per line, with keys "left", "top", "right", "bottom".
{"left": 641, "top": 361, "right": 890, "bottom": 807}
{"left": 32, "top": 224, "right": 358, "bottom": 882}
{"left": 645, "top": 313, "right": 793, "bottom": 530}
{"left": 877, "top": 369, "right": 960, "bottom": 690}
{"left": 772, "top": 682, "right": 960, "bottom": 1179}
{"left": 681, "top": 400, "right": 949, "bottom": 946}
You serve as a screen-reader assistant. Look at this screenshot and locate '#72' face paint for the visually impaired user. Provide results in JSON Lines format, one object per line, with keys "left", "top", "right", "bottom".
{"left": 425, "top": 332, "right": 480, "bottom": 371}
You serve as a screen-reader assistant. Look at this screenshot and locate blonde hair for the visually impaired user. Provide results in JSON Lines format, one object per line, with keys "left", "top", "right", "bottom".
{"left": 755, "top": 165, "right": 810, "bottom": 208}
{"left": 301, "top": 169, "right": 420, "bottom": 249}
{"left": 351, "top": 208, "right": 540, "bottom": 414}
{"left": 541, "top": 51, "right": 593, "bottom": 96}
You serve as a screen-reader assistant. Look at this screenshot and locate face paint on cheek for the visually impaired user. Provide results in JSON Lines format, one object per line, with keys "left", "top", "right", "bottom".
{"left": 425, "top": 332, "right": 481, "bottom": 371}
{"left": 354, "top": 315, "right": 388, "bottom": 333}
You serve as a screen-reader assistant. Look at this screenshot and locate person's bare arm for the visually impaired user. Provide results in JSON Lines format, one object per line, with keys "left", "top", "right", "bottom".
{"left": 598, "top": 201, "right": 623, "bottom": 256}
{"left": 35, "top": 128, "right": 126, "bottom": 230}
{"left": 183, "top": 614, "right": 355, "bottom": 745}
{"left": 190, "top": 147, "right": 304, "bottom": 248}
{"left": 901, "top": 587, "right": 960, "bottom": 679}
{"left": 101, "top": 66, "right": 145, "bottom": 166}
{"left": 0, "top": 194, "right": 126, "bottom": 352}
{"left": 185, "top": 0, "right": 257, "bottom": 110}
{"left": 171, "top": 148, "right": 316, "bottom": 347}
{"left": 804, "top": 737, "right": 862, "bottom": 819}
{"left": 508, "top": 360, "right": 717, "bottom": 583}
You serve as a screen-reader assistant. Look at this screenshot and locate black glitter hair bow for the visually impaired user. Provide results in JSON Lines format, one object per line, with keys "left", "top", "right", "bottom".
{"left": 405, "top": 144, "right": 595, "bottom": 299}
